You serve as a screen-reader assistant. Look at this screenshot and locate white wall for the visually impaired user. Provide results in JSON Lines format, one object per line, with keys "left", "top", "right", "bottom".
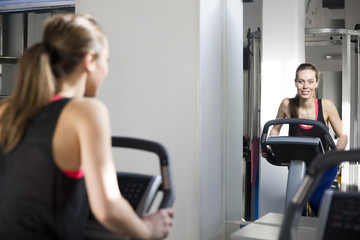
{"left": 76, "top": 1, "right": 201, "bottom": 238}
{"left": 260, "top": 0, "right": 305, "bottom": 217}
{"left": 76, "top": 1, "right": 243, "bottom": 239}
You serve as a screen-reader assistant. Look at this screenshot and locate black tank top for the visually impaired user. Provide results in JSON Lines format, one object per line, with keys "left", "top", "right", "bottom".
{"left": 0, "top": 98, "right": 89, "bottom": 240}
{"left": 289, "top": 99, "right": 330, "bottom": 151}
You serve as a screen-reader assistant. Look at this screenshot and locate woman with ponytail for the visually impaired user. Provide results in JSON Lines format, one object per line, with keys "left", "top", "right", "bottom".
{"left": 0, "top": 14, "right": 173, "bottom": 240}
{"left": 262, "top": 63, "right": 348, "bottom": 216}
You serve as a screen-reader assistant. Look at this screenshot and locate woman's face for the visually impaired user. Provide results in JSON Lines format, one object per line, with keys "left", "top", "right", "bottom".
{"left": 84, "top": 40, "right": 109, "bottom": 97}
{"left": 295, "top": 69, "right": 318, "bottom": 100}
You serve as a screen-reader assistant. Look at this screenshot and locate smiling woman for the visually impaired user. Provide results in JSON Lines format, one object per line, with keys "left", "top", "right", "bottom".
{"left": 289, "top": 63, "right": 320, "bottom": 118}
{"left": 261, "top": 62, "right": 348, "bottom": 216}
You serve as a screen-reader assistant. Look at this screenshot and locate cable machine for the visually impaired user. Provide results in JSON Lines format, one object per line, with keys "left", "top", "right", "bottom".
{"left": 244, "top": 28, "right": 261, "bottom": 221}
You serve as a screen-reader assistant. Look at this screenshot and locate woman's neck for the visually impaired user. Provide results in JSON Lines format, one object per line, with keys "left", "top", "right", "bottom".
{"left": 299, "top": 97, "right": 315, "bottom": 109}
{"left": 56, "top": 72, "right": 87, "bottom": 98}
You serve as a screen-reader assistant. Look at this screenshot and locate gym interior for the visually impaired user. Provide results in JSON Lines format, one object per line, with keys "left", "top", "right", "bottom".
{"left": 0, "top": 0, "right": 360, "bottom": 239}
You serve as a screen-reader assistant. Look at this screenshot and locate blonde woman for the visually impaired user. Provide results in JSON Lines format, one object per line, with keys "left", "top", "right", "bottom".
{"left": 0, "top": 14, "right": 173, "bottom": 240}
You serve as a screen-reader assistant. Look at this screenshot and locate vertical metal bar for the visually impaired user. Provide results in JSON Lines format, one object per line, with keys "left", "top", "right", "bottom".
{"left": 23, "top": 12, "right": 28, "bottom": 51}
{"left": 247, "top": 29, "right": 261, "bottom": 221}
{"left": 354, "top": 37, "right": 360, "bottom": 192}
{"left": 342, "top": 33, "right": 351, "bottom": 149}
{"left": 341, "top": 33, "right": 351, "bottom": 191}
{"left": 247, "top": 30, "right": 261, "bottom": 140}
{"left": 246, "top": 29, "right": 255, "bottom": 221}
{"left": 244, "top": 29, "right": 260, "bottom": 221}
{"left": 357, "top": 37, "right": 360, "bottom": 148}
{"left": 2, "top": 13, "right": 24, "bottom": 95}
{"left": 248, "top": 34, "right": 254, "bottom": 141}
{"left": 252, "top": 34, "right": 260, "bottom": 138}
{"left": 341, "top": 33, "right": 360, "bottom": 191}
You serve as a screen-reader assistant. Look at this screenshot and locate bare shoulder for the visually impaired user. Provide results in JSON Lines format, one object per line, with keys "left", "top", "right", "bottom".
{"left": 280, "top": 98, "right": 291, "bottom": 106}
{"left": 273, "top": 98, "right": 291, "bottom": 118}
{"left": 321, "top": 98, "right": 336, "bottom": 108}
{"left": 321, "top": 99, "right": 338, "bottom": 113}
{"left": 70, "top": 97, "right": 107, "bottom": 109}
{"left": 68, "top": 98, "right": 108, "bottom": 115}
{"left": 63, "top": 98, "right": 110, "bottom": 126}
{"left": 279, "top": 98, "right": 291, "bottom": 111}
{"left": 321, "top": 99, "right": 340, "bottom": 122}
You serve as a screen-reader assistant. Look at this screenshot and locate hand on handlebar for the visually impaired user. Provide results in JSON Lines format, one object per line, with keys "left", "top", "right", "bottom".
{"left": 142, "top": 208, "right": 174, "bottom": 239}
{"left": 261, "top": 146, "right": 272, "bottom": 158}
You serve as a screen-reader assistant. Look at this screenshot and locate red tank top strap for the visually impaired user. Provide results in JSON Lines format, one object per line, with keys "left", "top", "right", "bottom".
{"left": 50, "top": 95, "right": 63, "bottom": 103}
{"left": 62, "top": 169, "right": 84, "bottom": 179}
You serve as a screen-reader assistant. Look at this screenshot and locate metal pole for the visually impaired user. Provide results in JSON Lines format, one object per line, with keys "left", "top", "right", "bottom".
{"left": 342, "top": 33, "right": 352, "bottom": 149}
{"left": 246, "top": 28, "right": 261, "bottom": 221}
{"left": 356, "top": 36, "right": 360, "bottom": 148}
{"left": 247, "top": 29, "right": 261, "bottom": 140}
{"left": 252, "top": 31, "right": 261, "bottom": 138}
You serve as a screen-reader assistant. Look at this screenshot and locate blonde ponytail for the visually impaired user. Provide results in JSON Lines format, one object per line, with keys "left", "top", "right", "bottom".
{"left": 0, "top": 43, "right": 56, "bottom": 153}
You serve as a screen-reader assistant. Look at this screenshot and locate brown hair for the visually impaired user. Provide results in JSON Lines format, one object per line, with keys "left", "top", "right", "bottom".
{"left": 0, "top": 14, "right": 106, "bottom": 153}
{"left": 289, "top": 63, "right": 320, "bottom": 118}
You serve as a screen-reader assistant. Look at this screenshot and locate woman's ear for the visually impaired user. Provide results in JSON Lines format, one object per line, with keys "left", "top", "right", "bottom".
{"left": 83, "top": 51, "right": 96, "bottom": 72}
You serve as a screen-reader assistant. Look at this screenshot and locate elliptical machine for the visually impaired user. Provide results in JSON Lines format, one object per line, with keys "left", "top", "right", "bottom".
{"left": 260, "top": 118, "right": 336, "bottom": 211}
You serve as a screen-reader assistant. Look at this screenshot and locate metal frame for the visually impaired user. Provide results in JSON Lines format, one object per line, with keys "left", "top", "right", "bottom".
{"left": 247, "top": 28, "right": 261, "bottom": 141}
{"left": 0, "top": 1, "right": 75, "bottom": 95}
{"left": 246, "top": 28, "right": 261, "bottom": 221}
{"left": 0, "top": 0, "right": 75, "bottom": 14}
{"left": 305, "top": 28, "right": 360, "bottom": 191}
{"left": 305, "top": 28, "right": 360, "bottom": 149}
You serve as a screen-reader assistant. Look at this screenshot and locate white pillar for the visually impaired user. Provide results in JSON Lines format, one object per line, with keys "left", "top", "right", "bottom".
{"left": 224, "top": 0, "right": 244, "bottom": 238}
{"left": 260, "top": 0, "right": 305, "bottom": 217}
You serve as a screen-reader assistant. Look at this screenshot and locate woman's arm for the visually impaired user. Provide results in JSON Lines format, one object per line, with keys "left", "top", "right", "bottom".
{"left": 323, "top": 99, "right": 348, "bottom": 150}
{"left": 73, "top": 99, "right": 173, "bottom": 239}
{"left": 261, "top": 98, "right": 289, "bottom": 158}
{"left": 269, "top": 98, "right": 289, "bottom": 136}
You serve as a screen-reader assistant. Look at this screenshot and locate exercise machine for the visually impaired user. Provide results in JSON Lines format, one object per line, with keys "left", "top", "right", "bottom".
{"left": 85, "top": 136, "right": 175, "bottom": 240}
{"left": 261, "top": 118, "right": 336, "bottom": 210}
{"left": 280, "top": 149, "right": 360, "bottom": 240}
{"left": 230, "top": 150, "right": 360, "bottom": 240}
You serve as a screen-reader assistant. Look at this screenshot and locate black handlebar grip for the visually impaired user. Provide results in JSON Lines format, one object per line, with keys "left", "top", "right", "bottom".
{"left": 112, "top": 136, "right": 175, "bottom": 209}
